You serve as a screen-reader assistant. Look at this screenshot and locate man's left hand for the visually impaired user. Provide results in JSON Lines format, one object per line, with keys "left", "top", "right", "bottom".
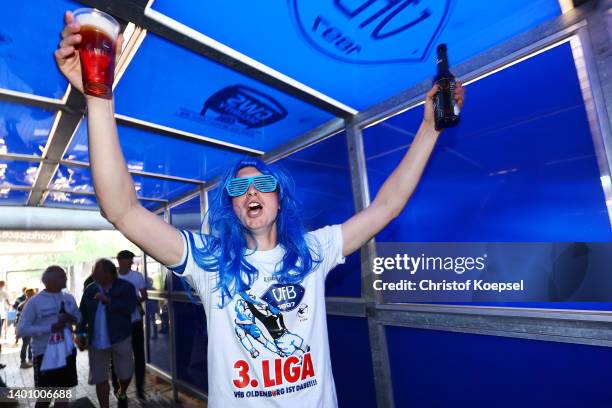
{"left": 94, "top": 292, "right": 110, "bottom": 303}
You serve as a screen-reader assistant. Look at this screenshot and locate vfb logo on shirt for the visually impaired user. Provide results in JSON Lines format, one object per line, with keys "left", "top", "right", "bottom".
{"left": 290, "top": 0, "right": 451, "bottom": 64}
{"left": 261, "top": 284, "right": 305, "bottom": 312}
{"left": 201, "top": 85, "right": 288, "bottom": 129}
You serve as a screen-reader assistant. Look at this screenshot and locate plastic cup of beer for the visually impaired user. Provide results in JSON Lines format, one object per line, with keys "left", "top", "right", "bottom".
{"left": 72, "top": 8, "right": 120, "bottom": 99}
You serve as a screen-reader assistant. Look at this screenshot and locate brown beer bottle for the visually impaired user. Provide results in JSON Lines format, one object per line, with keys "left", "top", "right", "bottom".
{"left": 433, "top": 44, "right": 460, "bottom": 131}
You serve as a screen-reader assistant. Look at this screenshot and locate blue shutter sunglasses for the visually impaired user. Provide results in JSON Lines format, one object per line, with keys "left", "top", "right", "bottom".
{"left": 225, "top": 174, "right": 279, "bottom": 197}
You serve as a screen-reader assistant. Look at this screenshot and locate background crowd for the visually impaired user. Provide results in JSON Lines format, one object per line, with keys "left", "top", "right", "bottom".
{"left": 0, "top": 250, "right": 149, "bottom": 408}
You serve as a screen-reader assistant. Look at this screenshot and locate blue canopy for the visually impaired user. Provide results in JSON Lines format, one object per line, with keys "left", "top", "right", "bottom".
{"left": 2, "top": 0, "right": 608, "bottom": 242}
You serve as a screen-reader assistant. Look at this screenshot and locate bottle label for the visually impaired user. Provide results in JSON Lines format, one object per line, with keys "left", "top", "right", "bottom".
{"left": 449, "top": 81, "right": 456, "bottom": 114}
{"left": 434, "top": 79, "right": 456, "bottom": 114}
{"left": 447, "top": 79, "right": 456, "bottom": 99}
{"left": 434, "top": 77, "right": 459, "bottom": 130}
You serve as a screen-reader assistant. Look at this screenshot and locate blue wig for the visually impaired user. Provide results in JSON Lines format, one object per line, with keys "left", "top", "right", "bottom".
{"left": 189, "top": 157, "right": 322, "bottom": 307}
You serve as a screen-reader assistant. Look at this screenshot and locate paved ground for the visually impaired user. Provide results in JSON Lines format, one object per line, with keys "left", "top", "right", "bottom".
{"left": 0, "top": 335, "right": 205, "bottom": 408}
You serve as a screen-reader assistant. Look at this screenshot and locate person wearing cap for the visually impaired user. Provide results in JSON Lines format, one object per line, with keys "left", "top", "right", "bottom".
{"left": 114, "top": 250, "right": 147, "bottom": 400}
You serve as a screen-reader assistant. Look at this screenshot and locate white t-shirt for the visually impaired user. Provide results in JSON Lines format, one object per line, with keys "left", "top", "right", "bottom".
{"left": 118, "top": 270, "right": 146, "bottom": 322}
{"left": 91, "top": 296, "right": 111, "bottom": 350}
{"left": 16, "top": 290, "right": 81, "bottom": 357}
{"left": 0, "top": 289, "right": 9, "bottom": 318}
{"left": 169, "top": 225, "right": 345, "bottom": 408}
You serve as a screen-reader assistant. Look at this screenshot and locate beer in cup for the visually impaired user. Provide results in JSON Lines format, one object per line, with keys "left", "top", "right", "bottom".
{"left": 73, "top": 8, "right": 120, "bottom": 99}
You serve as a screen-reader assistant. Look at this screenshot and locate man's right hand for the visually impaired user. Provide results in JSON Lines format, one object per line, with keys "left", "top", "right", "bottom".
{"left": 94, "top": 292, "right": 110, "bottom": 303}
{"left": 51, "top": 321, "right": 65, "bottom": 333}
{"left": 58, "top": 313, "right": 75, "bottom": 324}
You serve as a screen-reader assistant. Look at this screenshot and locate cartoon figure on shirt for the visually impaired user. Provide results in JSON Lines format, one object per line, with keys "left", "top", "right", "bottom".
{"left": 297, "top": 304, "right": 309, "bottom": 322}
{"left": 236, "top": 291, "right": 310, "bottom": 359}
{"left": 234, "top": 298, "right": 280, "bottom": 358}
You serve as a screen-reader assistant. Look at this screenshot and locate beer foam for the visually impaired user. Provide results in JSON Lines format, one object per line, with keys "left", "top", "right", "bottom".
{"left": 74, "top": 11, "right": 119, "bottom": 39}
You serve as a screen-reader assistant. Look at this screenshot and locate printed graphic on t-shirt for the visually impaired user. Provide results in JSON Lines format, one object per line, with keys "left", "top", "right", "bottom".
{"left": 230, "top": 284, "right": 317, "bottom": 399}
{"left": 171, "top": 225, "right": 344, "bottom": 405}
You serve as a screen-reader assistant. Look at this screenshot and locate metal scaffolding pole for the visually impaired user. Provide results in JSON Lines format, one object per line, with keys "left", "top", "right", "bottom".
{"left": 346, "top": 123, "right": 394, "bottom": 408}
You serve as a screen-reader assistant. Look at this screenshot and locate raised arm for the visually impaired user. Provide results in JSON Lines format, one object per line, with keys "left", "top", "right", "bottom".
{"left": 341, "top": 84, "right": 465, "bottom": 256}
{"left": 55, "top": 11, "right": 183, "bottom": 266}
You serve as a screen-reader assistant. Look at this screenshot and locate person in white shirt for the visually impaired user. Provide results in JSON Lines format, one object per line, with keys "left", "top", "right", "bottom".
{"left": 0, "top": 280, "right": 10, "bottom": 367}
{"left": 114, "top": 249, "right": 147, "bottom": 400}
{"left": 16, "top": 266, "right": 81, "bottom": 408}
{"left": 0, "top": 281, "right": 10, "bottom": 341}
{"left": 55, "top": 12, "right": 464, "bottom": 407}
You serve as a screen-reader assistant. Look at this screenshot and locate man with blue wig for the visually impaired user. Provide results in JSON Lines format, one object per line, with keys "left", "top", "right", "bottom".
{"left": 56, "top": 11, "right": 464, "bottom": 407}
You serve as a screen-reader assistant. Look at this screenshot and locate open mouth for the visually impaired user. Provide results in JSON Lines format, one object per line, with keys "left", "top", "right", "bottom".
{"left": 247, "top": 201, "right": 263, "bottom": 217}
